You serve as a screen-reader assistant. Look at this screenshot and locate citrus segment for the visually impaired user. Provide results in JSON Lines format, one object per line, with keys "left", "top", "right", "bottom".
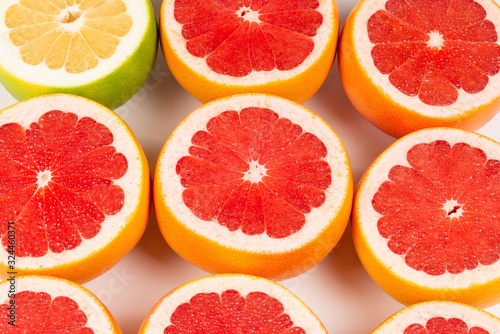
{"left": 371, "top": 301, "right": 500, "bottom": 334}
{"left": 139, "top": 274, "right": 327, "bottom": 334}
{"left": 0, "top": 94, "right": 149, "bottom": 283}
{"left": 154, "top": 94, "right": 352, "bottom": 280}
{"left": 353, "top": 127, "right": 500, "bottom": 307}
{"left": 0, "top": 275, "right": 121, "bottom": 333}
{"left": 160, "top": 0, "right": 338, "bottom": 103}
{"left": 0, "top": 0, "right": 157, "bottom": 109}
{"left": 338, "top": 0, "right": 500, "bottom": 137}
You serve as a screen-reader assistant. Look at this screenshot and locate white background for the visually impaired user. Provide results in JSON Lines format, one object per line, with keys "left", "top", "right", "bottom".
{"left": 1, "top": 0, "right": 500, "bottom": 332}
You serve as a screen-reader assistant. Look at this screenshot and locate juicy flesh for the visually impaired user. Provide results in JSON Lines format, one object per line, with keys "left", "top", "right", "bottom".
{"left": 372, "top": 140, "right": 500, "bottom": 276}
{"left": 164, "top": 290, "right": 305, "bottom": 334}
{"left": 367, "top": 0, "right": 500, "bottom": 106}
{"left": 404, "top": 317, "right": 489, "bottom": 334}
{"left": 0, "top": 110, "right": 128, "bottom": 257}
{"left": 176, "top": 107, "right": 332, "bottom": 238}
{"left": 5, "top": 0, "right": 133, "bottom": 74}
{"left": 174, "top": 0, "right": 324, "bottom": 77}
{"left": 0, "top": 290, "right": 94, "bottom": 333}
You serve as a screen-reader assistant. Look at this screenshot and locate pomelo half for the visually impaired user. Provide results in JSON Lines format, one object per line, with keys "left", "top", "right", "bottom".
{"left": 139, "top": 274, "right": 327, "bottom": 334}
{"left": 339, "top": 0, "right": 500, "bottom": 138}
{"left": 0, "top": 275, "right": 121, "bottom": 333}
{"left": 353, "top": 127, "right": 500, "bottom": 308}
{"left": 159, "top": 0, "right": 339, "bottom": 103}
{"left": 371, "top": 301, "right": 500, "bottom": 334}
{"left": 0, "top": 0, "right": 157, "bottom": 110}
{"left": 0, "top": 94, "right": 150, "bottom": 283}
{"left": 153, "top": 94, "right": 353, "bottom": 280}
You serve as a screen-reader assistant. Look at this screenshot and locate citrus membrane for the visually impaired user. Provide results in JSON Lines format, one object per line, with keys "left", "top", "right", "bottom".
{"left": 0, "top": 94, "right": 150, "bottom": 283}
{"left": 139, "top": 274, "right": 327, "bottom": 334}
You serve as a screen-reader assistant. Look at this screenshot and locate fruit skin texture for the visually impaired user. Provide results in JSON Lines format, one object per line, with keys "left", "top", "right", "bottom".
{"left": 0, "top": 0, "right": 158, "bottom": 110}
{"left": 338, "top": 0, "right": 500, "bottom": 138}
{"left": 138, "top": 273, "right": 328, "bottom": 333}
{"left": 352, "top": 128, "right": 500, "bottom": 308}
{"left": 159, "top": 0, "right": 339, "bottom": 104}
{"left": 0, "top": 94, "right": 151, "bottom": 284}
{"left": 153, "top": 94, "right": 353, "bottom": 281}
{"left": 0, "top": 275, "right": 123, "bottom": 333}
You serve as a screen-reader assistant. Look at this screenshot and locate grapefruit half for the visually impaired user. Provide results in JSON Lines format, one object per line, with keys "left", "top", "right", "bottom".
{"left": 371, "top": 301, "right": 500, "bottom": 334}
{"left": 0, "top": 0, "right": 157, "bottom": 110}
{"left": 339, "top": 0, "right": 500, "bottom": 138}
{"left": 153, "top": 94, "right": 353, "bottom": 280}
{"left": 0, "top": 275, "right": 121, "bottom": 333}
{"left": 0, "top": 94, "right": 150, "bottom": 283}
{"left": 353, "top": 127, "right": 500, "bottom": 308}
{"left": 139, "top": 274, "right": 327, "bottom": 334}
{"left": 159, "top": 0, "right": 339, "bottom": 103}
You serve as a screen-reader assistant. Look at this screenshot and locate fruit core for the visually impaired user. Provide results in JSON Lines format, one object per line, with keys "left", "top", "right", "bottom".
{"left": 165, "top": 289, "right": 305, "bottom": 334}
{"left": 367, "top": 0, "right": 500, "bottom": 106}
{"left": 372, "top": 140, "right": 500, "bottom": 276}
{"left": 0, "top": 290, "right": 94, "bottom": 332}
{"left": 404, "top": 316, "right": 489, "bottom": 334}
{"left": 176, "top": 107, "right": 332, "bottom": 238}
{"left": 58, "top": 8, "right": 84, "bottom": 24}
{"left": 0, "top": 110, "right": 128, "bottom": 257}
{"left": 174, "top": 0, "right": 324, "bottom": 77}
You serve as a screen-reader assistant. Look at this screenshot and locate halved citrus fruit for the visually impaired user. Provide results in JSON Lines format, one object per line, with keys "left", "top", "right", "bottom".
{"left": 371, "top": 301, "right": 500, "bottom": 334}
{"left": 159, "top": 0, "right": 339, "bottom": 103}
{"left": 353, "top": 127, "right": 500, "bottom": 308}
{"left": 0, "top": 93, "right": 150, "bottom": 283}
{"left": 153, "top": 94, "right": 352, "bottom": 280}
{"left": 0, "top": 0, "right": 157, "bottom": 110}
{"left": 0, "top": 275, "right": 121, "bottom": 333}
{"left": 139, "top": 274, "right": 327, "bottom": 334}
{"left": 339, "top": 0, "right": 500, "bottom": 138}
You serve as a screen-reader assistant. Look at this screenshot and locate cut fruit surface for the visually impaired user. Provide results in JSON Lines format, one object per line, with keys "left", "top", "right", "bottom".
{"left": 339, "top": 0, "right": 500, "bottom": 137}
{"left": 353, "top": 127, "right": 500, "bottom": 307}
{"left": 0, "top": 0, "right": 157, "bottom": 109}
{"left": 160, "top": 0, "right": 339, "bottom": 103}
{"left": 0, "top": 94, "right": 150, "bottom": 283}
{"left": 0, "top": 275, "right": 121, "bottom": 333}
{"left": 371, "top": 301, "right": 500, "bottom": 334}
{"left": 153, "top": 94, "right": 352, "bottom": 280}
{"left": 139, "top": 274, "right": 327, "bottom": 334}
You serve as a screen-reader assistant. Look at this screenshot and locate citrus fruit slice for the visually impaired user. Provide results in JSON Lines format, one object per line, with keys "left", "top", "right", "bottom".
{"left": 153, "top": 94, "right": 352, "bottom": 280}
{"left": 159, "top": 0, "right": 339, "bottom": 103}
{"left": 0, "top": 0, "right": 157, "bottom": 110}
{"left": 139, "top": 274, "right": 327, "bottom": 334}
{"left": 0, "top": 93, "right": 150, "bottom": 283}
{"left": 371, "top": 301, "right": 500, "bottom": 334}
{"left": 0, "top": 275, "right": 121, "bottom": 333}
{"left": 339, "top": 0, "right": 500, "bottom": 138}
{"left": 353, "top": 127, "right": 500, "bottom": 308}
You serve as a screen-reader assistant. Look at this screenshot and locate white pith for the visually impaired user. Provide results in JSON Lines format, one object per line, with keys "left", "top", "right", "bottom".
{"left": 352, "top": 0, "right": 500, "bottom": 117}
{"left": 372, "top": 301, "right": 500, "bottom": 333}
{"left": 161, "top": 0, "right": 335, "bottom": 85}
{"left": 156, "top": 94, "right": 351, "bottom": 253}
{"left": 243, "top": 160, "right": 267, "bottom": 183}
{"left": 0, "top": 94, "right": 144, "bottom": 270}
{"left": 0, "top": 0, "right": 150, "bottom": 86}
{"left": 0, "top": 276, "right": 116, "bottom": 332}
{"left": 427, "top": 31, "right": 444, "bottom": 50}
{"left": 142, "top": 274, "right": 327, "bottom": 333}
{"left": 355, "top": 128, "right": 500, "bottom": 289}
{"left": 37, "top": 170, "right": 52, "bottom": 188}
